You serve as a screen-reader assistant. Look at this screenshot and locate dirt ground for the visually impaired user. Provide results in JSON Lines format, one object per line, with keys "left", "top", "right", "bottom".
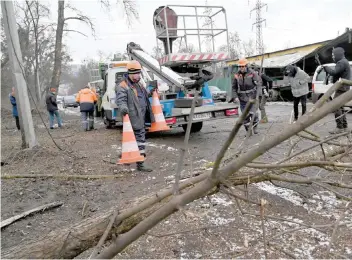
{"left": 1, "top": 103, "right": 352, "bottom": 259}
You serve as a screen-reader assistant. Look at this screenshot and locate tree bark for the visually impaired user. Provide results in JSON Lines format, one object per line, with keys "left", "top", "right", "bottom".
{"left": 50, "top": 0, "right": 64, "bottom": 91}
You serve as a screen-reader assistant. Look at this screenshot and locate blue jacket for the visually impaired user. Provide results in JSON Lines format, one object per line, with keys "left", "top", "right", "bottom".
{"left": 9, "top": 94, "right": 18, "bottom": 117}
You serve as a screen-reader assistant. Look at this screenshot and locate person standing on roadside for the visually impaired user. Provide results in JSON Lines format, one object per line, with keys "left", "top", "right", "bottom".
{"left": 284, "top": 65, "right": 310, "bottom": 122}
{"left": 321, "top": 47, "right": 351, "bottom": 134}
{"left": 229, "top": 58, "right": 260, "bottom": 134}
{"left": 9, "top": 87, "right": 20, "bottom": 130}
{"left": 46, "top": 88, "right": 63, "bottom": 129}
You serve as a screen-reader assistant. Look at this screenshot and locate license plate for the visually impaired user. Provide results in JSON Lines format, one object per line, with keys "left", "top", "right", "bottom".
{"left": 187, "top": 112, "right": 212, "bottom": 121}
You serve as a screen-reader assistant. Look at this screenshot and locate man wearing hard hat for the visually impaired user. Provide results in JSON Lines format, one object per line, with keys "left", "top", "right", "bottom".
{"left": 116, "top": 60, "right": 155, "bottom": 172}
{"left": 229, "top": 58, "right": 261, "bottom": 134}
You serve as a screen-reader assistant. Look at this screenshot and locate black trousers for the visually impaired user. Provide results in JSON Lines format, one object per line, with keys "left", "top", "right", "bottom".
{"left": 293, "top": 94, "right": 307, "bottom": 120}
{"left": 15, "top": 116, "right": 20, "bottom": 130}
{"left": 334, "top": 91, "right": 348, "bottom": 129}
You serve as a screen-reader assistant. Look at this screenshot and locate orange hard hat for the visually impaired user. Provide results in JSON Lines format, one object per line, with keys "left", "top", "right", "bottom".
{"left": 127, "top": 60, "right": 142, "bottom": 74}
{"left": 238, "top": 58, "right": 248, "bottom": 67}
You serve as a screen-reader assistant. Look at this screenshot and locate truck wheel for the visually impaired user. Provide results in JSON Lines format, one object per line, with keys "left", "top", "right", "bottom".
{"left": 182, "top": 122, "right": 203, "bottom": 133}
{"left": 103, "top": 114, "right": 114, "bottom": 129}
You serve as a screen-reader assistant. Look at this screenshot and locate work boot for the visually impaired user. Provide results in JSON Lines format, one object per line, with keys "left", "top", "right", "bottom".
{"left": 137, "top": 162, "right": 153, "bottom": 172}
{"left": 260, "top": 117, "right": 268, "bottom": 123}
{"left": 329, "top": 128, "right": 345, "bottom": 134}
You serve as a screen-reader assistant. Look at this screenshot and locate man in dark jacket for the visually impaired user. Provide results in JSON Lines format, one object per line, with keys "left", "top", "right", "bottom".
{"left": 9, "top": 87, "right": 20, "bottom": 130}
{"left": 46, "top": 88, "right": 62, "bottom": 129}
{"left": 230, "top": 58, "right": 260, "bottom": 134}
{"left": 252, "top": 64, "right": 273, "bottom": 123}
{"left": 116, "top": 60, "right": 155, "bottom": 172}
{"left": 322, "top": 47, "right": 351, "bottom": 133}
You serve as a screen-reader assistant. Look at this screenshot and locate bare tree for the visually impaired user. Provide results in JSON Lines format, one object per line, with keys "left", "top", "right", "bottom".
{"left": 151, "top": 41, "right": 165, "bottom": 59}
{"left": 242, "top": 38, "right": 255, "bottom": 57}
{"left": 50, "top": 0, "right": 95, "bottom": 91}
{"left": 24, "top": 0, "right": 51, "bottom": 102}
{"left": 219, "top": 32, "right": 241, "bottom": 59}
{"left": 3, "top": 79, "right": 352, "bottom": 259}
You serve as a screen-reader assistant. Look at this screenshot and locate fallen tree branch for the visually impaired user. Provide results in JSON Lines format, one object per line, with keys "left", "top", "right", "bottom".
{"left": 247, "top": 161, "right": 352, "bottom": 169}
{"left": 97, "top": 87, "right": 352, "bottom": 259}
{"left": 1, "top": 174, "right": 125, "bottom": 180}
{"left": 1, "top": 201, "right": 63, "bottom": 229}
{"left": 89, "top": 210, "right": 120, "bottom": 259}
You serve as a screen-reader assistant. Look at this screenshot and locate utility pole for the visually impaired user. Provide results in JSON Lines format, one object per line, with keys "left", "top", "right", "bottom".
{"left": 250, "top": 0, "right": 268, "bottom": 55}
{"left": 1, "top": 0, "right": 38, "bottom": 148}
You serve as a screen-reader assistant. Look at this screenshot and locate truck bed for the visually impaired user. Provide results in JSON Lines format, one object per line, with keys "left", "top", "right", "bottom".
{"left": 170, "top": 102, "right": 239, "bottom": 117}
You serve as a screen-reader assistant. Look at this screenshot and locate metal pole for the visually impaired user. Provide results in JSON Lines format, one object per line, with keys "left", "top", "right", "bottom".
{"left": 163, "top": 7, "right": 171, "bottom": 55}
{"left": 2, "top": 0, "right": 38, "bottom": 148}
{"left": 195, "top": 7, "right": 202, "bottom": 52}
{"left": 210, "top": 17, "right": 215, "bottom": 52}
{"left": 183, "top": 16, "right": 188, "bottom": 50}
{"left": 223, "top": 8, "right": 230, "bottom": 54}
{"left": 153, "top": 13, "right": 161, "bottom": 60}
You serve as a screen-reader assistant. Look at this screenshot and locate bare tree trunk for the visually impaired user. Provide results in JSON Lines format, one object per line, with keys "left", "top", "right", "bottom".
{"left": 50, "top": 0, "right": 64, "bottom": 91}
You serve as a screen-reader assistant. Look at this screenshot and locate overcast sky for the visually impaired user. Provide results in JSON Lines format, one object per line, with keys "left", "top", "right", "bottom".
{"left": 46, "top": 0, "right": 352, "bottom": 64}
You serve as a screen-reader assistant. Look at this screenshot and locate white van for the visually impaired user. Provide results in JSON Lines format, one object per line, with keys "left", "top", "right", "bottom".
{"left": 311, "top": 61, "right": 352, "bottom": 107}
{"left": 100, "top": 61, "right": 152, "bottom": 128}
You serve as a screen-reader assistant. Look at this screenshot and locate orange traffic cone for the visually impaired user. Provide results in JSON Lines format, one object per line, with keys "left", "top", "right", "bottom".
{"left": 149, "top": 91, "right": 170, "bottom": 132}
{"left": 118, "top": 115, "right": 144, "bottom": 164}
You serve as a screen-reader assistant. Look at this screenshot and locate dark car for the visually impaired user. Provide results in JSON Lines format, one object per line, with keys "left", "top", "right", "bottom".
{"left": 209, "top": 86, "right": 227, "bottom": 102}
{"left": 63, "top": 95, "right": 79, "bottom": 108}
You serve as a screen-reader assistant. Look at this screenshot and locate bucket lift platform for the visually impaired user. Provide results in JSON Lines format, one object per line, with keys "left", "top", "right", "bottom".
{"left": 153, "top": 5, "right": 230, "bottom": 73}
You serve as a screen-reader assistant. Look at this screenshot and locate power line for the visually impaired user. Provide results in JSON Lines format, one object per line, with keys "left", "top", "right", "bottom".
{"left": 250, "top": 0, "right": 268, "bottom": 55}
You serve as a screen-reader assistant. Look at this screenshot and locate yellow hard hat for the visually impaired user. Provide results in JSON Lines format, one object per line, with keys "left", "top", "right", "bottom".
{"left": 127, "top": 60, "right": 142, "bottom": 74}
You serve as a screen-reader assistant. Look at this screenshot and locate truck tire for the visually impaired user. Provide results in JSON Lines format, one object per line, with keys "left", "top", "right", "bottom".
{"left": 182, "top": 122, "right": 203, "bottom": 133}
{"left": 103, "top": 111, "right": 114, "bottom": 129}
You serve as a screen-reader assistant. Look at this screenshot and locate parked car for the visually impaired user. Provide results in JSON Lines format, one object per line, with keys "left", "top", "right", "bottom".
{"left": 56, "top": 95, "right": 64, "bottom": 104}
{"left": 209, "top": 86, "right": 227, "bottom": 102}
{"left": 312, "top": 61, "right": 352, "bottom": 107}
{"left": 63, "top": 95, "right": 79, "bottom": 108}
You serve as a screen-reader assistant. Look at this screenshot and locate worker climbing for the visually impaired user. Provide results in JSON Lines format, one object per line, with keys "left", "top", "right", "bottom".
{"left": 229, "top": 58, "right": 260, "bottom": 135}
{"left": 116, "top": 60, "right": 156, "bottom": 172}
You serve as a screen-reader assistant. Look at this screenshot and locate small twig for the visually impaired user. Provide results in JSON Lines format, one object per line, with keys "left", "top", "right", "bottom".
{"left": 1, "top": 201, "right": 63, "bottom": 229}
{"left": 268, "top": 242, "right": 296, "bottom": 259}
{"left": 81, "top": 201, "right": 88, "bottom": 217}
{"left": 320, "top": 144, "right": 327, "bottom": 161}
{"left": 146, "top": 225, "right": 218, "bottom": 238}
{"left": 247, "top": 161, "right": 352, "bottom": 169}
{"left": 90, "top": 210, "right": 119, "bottom": 258}
{"left": 221, "top": 186, "right": 260, "bottom": 205}
{"left": 328, "top": 202, "right": 351, "bottom": 251}
{"left": 279, "top": 132, "right": 351, "bottom": 164}
{"left": 313, "top": 182, "right": 352, "bottom": 201}
{"left": 260, "top": 198, "right": 268, "bottom": 259}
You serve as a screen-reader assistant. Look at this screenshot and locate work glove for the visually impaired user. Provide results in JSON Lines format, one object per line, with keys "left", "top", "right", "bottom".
{"left": 228, "top": 97, "right": 239, "bottom": 103}
{"left": 263, "top": 89, "right": 269, "bottom": 98}
{"left": 120, "top": 107, "right": 129, "bottom": 116}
